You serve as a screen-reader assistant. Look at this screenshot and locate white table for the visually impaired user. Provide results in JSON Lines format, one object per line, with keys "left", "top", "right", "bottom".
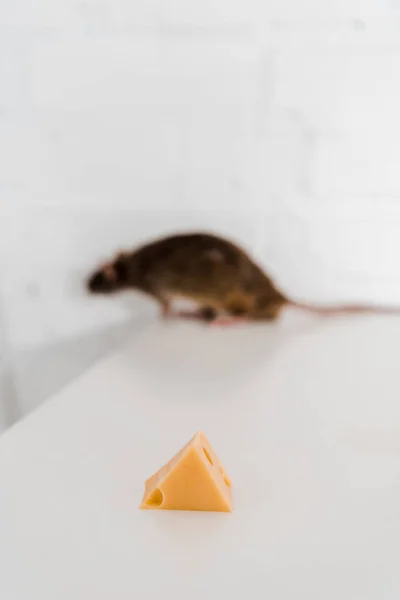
{"left": 1, "top": 315, "right": 400, "bottom": 600}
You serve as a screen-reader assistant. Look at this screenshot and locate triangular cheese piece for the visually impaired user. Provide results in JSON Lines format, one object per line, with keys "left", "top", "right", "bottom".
{"left": 140, "top": 431, "right": 233, "bottom": 512}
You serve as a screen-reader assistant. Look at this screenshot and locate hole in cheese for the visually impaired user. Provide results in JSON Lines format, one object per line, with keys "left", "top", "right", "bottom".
{"left": 203, "top": 447, "right": 213, "bottom": 465}
{"left": 222, "top": 474, "right": 231, "bottom": 488}
{"left": 145, "top": 488, "right": 164, "bottom": 507}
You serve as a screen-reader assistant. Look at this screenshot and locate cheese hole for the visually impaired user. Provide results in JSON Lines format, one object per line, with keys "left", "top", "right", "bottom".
{"left": 203, "top": 447, "right": 213, "bottom": 465}
{"left": 220, "top": 469, "right": 231, "bottom": 488}
{"left": 145, "top": 488, "right": 164, "bottom": 507}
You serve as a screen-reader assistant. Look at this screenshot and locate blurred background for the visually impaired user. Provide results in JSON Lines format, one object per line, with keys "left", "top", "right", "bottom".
{"left": 1, "top": 0, "right": 400, "bottom": 430}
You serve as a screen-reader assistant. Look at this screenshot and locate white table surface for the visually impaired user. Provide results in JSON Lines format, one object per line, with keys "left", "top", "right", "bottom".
{"left": 1, "top": 314, "right": 400, "bottom": 600}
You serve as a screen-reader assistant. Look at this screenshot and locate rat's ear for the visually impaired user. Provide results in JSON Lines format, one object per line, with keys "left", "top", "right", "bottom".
{"left": 202, "top": 249, "right": 224, "bottom": 262}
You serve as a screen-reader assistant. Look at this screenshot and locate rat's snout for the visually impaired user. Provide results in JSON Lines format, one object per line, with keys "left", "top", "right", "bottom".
{"left": 87, "top": 269, "right": 116, "bottom": 294}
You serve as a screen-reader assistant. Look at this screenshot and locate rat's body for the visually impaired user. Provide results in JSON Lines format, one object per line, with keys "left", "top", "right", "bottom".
{"left": 87, "top": 232, "right": 395, "bottom": 322}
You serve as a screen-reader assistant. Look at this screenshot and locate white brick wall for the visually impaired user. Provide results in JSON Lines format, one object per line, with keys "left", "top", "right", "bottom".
{"left": 1, "top": 0, "right": 400, "bottom": 427}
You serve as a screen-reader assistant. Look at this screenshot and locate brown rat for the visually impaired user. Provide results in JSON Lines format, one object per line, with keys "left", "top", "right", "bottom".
{"left": 87, "top": 232, "right": 398, "bottom": 323}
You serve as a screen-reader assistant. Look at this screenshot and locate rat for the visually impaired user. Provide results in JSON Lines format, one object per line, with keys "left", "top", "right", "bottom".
{"left": 86, "top": 232, "right": 398, "bottom": 324}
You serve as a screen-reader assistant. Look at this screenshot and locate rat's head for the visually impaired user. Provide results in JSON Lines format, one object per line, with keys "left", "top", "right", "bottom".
{"left": 87, "top": 253, "right": 130, "bottom": 295}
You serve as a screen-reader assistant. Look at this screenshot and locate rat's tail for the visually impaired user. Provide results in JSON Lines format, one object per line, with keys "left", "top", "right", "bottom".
{"left": 290, "top": 300, "right": 400, "bottom": 316}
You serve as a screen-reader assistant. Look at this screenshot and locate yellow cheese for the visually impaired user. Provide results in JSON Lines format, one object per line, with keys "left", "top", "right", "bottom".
{"left": 140, "top": 431, "right": 233, "bottom": 512}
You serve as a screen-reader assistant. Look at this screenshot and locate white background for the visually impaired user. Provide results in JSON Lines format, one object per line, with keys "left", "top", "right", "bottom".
{"left": 1, "top": 0, "right": 400, "bottom": 427}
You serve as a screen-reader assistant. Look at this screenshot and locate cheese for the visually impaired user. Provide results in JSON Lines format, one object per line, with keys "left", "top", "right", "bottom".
{"left": 140, "top": 431, "right": 233, "bottom": 512}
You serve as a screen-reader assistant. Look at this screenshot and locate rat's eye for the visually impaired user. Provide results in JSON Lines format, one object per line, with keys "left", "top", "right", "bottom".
{"left": 114, "top": 259, "right": 128, "bottom": 282}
